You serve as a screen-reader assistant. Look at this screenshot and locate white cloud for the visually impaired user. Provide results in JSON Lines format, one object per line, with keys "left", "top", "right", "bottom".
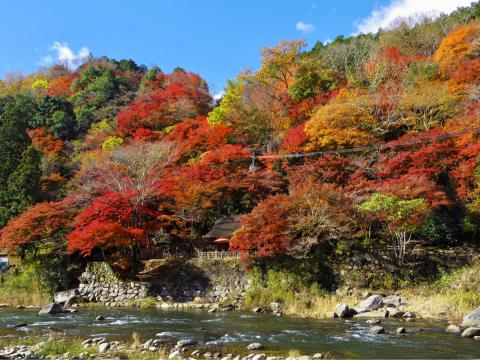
{"left": 296, "top": 21, "right": 316, "bottom": 34}
{"left": 213, "top": 91, "right": 225, "bottom": 101}
{"left": 39, "top": 55, "right": 53, "bottom": 66}
{"left": 39, "top": 41, "right": 91, "bottom": 69}
{"left": 355, "top": 0, "right": 472, "bottom": 34}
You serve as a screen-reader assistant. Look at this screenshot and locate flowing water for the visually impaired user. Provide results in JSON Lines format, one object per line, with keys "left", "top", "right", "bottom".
{"left": 0, "top": 307, "right": 478, "bottom": 358}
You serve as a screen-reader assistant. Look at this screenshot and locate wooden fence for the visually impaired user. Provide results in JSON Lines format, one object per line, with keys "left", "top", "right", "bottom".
{"left": 195, "top": 250, "right": 240, "bottom": 260}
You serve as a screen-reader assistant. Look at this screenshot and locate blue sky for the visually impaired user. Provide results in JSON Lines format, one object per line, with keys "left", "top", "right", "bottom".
{"left": 0, "top": 0, "right": 471, "bottom": 95}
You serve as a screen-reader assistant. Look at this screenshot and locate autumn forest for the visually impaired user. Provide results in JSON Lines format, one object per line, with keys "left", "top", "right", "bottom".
{"left": 1, "top": 2, "right": 480, "bottom": 296}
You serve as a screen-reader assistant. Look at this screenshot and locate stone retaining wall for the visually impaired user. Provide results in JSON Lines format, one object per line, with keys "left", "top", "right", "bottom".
{"left": 77, "top": 259, "right": 248, "bottom": 307}
{"left": 78, "top": 263, "right": 149, "bottom": 306}
{"left": 337, "top": 247, "right": 474, "bottom": 288}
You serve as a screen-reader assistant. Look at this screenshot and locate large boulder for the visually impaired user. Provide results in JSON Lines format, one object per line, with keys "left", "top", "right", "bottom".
{"left": 383, "top": 295, "right": 402, "bottom": 307}
{"left": 359, "top": 295, "right": 383, "bottom": 311}
{"left": 54, "top": 289, "right": 78, "bottom": 305}
{"left": 334, "top": 303, "right": 351, "bottom": 318}
{"left": 38, "top": 303, "right": 64, "bottom": 315}
{"left": 462, "top": 307, "right": 480, "bottom": 328}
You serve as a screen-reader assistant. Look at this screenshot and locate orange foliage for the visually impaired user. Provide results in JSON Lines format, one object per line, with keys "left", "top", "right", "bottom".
{"left": 28, "top": 127, "right": 64, "bottom": 154}
{"left": 434, "top": 23, "right": 480, "bottom": 72}
{"left": 0, "top": 197, "right": 77, "bottom": 252}
{"left": 46, "top": 73, "right": 77, "bottom": 96}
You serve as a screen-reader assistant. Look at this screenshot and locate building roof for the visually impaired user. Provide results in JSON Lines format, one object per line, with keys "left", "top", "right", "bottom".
{"left": 203, "top": 215, "right": 242, "bottom": 240}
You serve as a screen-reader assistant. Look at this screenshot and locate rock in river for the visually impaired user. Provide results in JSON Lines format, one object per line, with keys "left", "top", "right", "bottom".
{"left": 461, "top": 327, "right": 480, "bottom": 338}
{"left": 354, "top": 310, "right": 388, "bottom": 319}
{"left": 396, "top": 327, "right": 406, "bottom": 334}
{"left": 54, "top": 289, "right": 78, "bottom": 305}
{"left": 38, "top": 303, "right": 63, "bottom": 315}
{"left": 446, "top": 324, "right": 462, "bottom": 333}
{"left": 246, "top": 343, "right": 264, "bottom": 350}
{"left": 368, "top": 326, "right": 385, "bottom": 334}
{"left": 462, "top": 307, "right": 480, "bottom": 328}
{"left": 177, "top": 338, "right": 198, "bottom": 347}
{"left": 334, "top": 303, "right": 351, "bottom": 318}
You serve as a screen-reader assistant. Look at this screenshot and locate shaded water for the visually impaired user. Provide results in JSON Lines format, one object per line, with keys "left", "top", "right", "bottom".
{"left": 0, "top": 307, "right": 478, "bottom": 358}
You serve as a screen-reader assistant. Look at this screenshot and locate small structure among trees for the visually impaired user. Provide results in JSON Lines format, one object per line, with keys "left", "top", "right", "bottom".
{"left": 202, "top": 215, "right": 242, "bottom": 251}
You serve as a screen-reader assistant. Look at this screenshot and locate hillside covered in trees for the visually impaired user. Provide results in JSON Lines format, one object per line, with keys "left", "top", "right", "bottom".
{"left": 1, "top": 2, "right": 480, "bottom": 294}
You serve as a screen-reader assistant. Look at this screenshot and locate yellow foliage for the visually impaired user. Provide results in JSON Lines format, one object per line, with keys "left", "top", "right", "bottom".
{"left": 399, "top": 81, "right": 459, "bottom": 130}
{"left": 434, "top": 23, "right": 480, "bottom": 71}
{"left": 305, "top": 98, "right": 377, "bottom": 150}
{"left": 335, "top": 87, "right": 366, "bottom": 101}
{"left": 256, "top": 39, "right": 305, "bottom": 89}
{"left": 101, "top": 136, "right": 124, "bottom": 151}
{"left": 31, "top": 78, "right": 48, "bottom": 90}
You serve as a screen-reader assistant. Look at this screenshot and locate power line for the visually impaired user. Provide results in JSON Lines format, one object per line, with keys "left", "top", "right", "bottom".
{"left": 249, "top": 129, "right": 470, "bottom": 171}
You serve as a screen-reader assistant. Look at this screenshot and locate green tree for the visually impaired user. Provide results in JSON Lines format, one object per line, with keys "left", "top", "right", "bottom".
{"left": 358, "top": 194, "right": 428, "bottom": 266}
{"left": 0, "top": 146, "right": 42, "bottom": 226}
{"left": 0, "top": 95, "right": 35, "bottom": 188}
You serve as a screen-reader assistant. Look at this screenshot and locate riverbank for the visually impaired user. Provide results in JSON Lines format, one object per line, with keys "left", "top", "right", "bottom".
{"left": 1, "top": 260, "right": 480, "bottom": 326}
{"left": 0, "top": 336, "right": 332, "bottom": 360}
{"left": 0, "top": 306, "right": 478, "bottom": 359}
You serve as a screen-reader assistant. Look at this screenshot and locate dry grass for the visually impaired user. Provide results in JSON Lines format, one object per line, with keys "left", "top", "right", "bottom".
{"left": 0, "top": 287, "right": 50, "bottom": 306}
{"left": 245, "top": 262, "right": 480, "bottom": 322}
{"left": 283, "top": 293, "right": 359, "bottom": 318}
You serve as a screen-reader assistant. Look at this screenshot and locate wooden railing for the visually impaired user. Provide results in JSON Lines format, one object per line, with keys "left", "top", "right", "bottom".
{"left": 195, "top": 250, "right": 240, "bottom": 260}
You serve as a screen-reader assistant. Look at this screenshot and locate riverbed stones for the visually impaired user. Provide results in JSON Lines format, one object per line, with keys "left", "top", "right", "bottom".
{"left": 177, "top": 338, "right": 198, "bottom": 347}
{"left": 169, "top": 350, "right": 182, "bottom": 359}
{"left": 446, "top": 324, "right": 462, "bottom": 333}
{"left": 252, "top": 307, "right": 266, "bottom": 313}
{"left": 368, "top": 325, "right": 385, "bottom": 334}
{"left": 461, "top": 327, "right": 480, "bottom": 338}
{"left": 251, "top": 355, "right": 266, "bottom": 360}
{"left": 386, "top": 308, "right": 403, "bottom": 317}
{"left": 270, "top": 302, "right": 282, "bottom": 315}
{"left": 396, "top": 327, "right": 406, "bottom": 334}
{"left": 98, "top": 342, "right": 110, "bottom": 353}
{"left": 246, "top": 343, "right": 264, "bottom": 350}
{"left": 359, "top": 295, "right": 383, "bottom": 311}
{"left": 312, "top": 354, "right": 323, "bottom": 359}
{"left": 96, "top": 315, "right": 105, "bottom": 321}
{"left": 366, "top": 319, "right": 380, "bottom": 324}
{"left": 334, "top": 303, "right": 351, "bottom": 318}
{"left": 354, "top": 310, "right": 388, "bottom": 319}
{"left": 38, "top": 303, "right": 63, "bottom": 315}
{"left": 461, "top": 307, "right": 480, "bottom": 327}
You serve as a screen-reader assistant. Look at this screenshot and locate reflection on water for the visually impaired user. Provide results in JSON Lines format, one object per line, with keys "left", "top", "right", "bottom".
{"left": 0, "top": 307, "right": 477, "bottom": 359}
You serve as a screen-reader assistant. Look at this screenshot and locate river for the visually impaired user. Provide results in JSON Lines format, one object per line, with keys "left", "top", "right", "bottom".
{"left": 0, "top": 307, "right": 477, "bottom": 358}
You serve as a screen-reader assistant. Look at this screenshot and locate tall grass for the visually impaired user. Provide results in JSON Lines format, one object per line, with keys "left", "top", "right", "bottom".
{"left": 402, "top": 261, "right": 480, "bottom": 320}
{"left": 243, "top": 268, "right": 353, "bottom": 317}
{"left": 0, "top": 264, "right": 51, "bottom": 305}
